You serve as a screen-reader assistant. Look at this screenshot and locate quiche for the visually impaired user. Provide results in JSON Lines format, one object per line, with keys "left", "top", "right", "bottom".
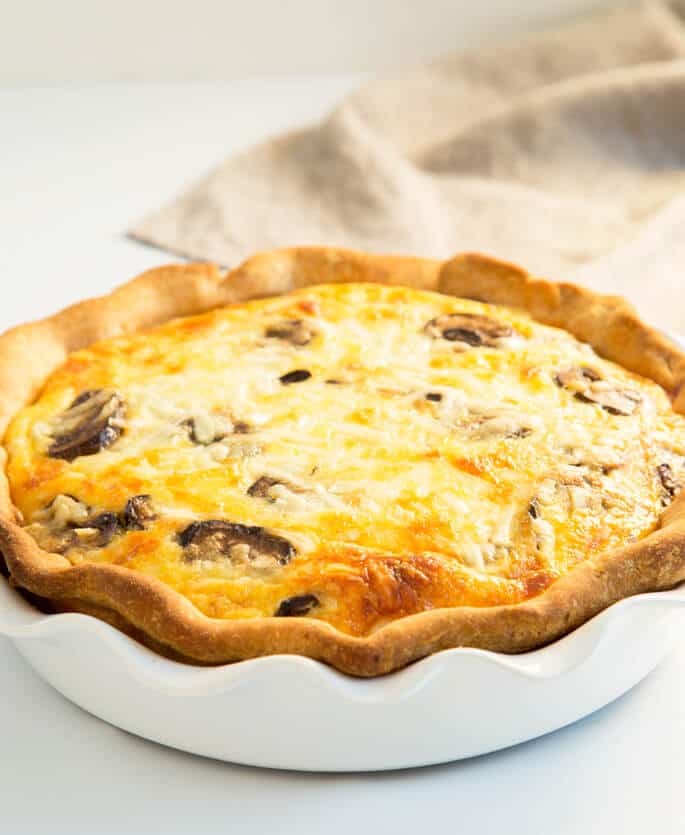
{"left": 2, "top": 248, "right": 685, "bottom": 677}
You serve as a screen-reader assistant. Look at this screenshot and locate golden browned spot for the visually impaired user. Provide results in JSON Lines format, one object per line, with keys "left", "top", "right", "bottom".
{"left": 295, "top": 298, "right": 319, "bottom": 316}
{"left": 521, "top": 570, "right": 557, "bottom": 598}
{"left": 360, "top": 556, "right": 436, "bottom": 619}
{"left": 450, "top": 456, "right": 487, "bottom": 478}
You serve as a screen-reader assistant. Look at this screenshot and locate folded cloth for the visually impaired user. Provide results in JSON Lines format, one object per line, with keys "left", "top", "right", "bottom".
{"left": 130, "top": 1, "right": 685, "bottom": 332}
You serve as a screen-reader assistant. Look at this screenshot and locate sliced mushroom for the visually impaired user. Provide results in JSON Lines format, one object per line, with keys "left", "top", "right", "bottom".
{"left": 25, "top": 492, "right": 163, "bottom": 555}
{"left": 43, "top": 494, "right": 90, "bottom": 528}
{"left": 423, "top": 313, "right": 513, "bottom": 347}
{"left": 25, "top": 494, "right": 91, "bottom": 554}
{"left": 523, "top": 492, "right": 557, "bottom": 562}
{"left": 207, "top": 438, "right": 262, "bottom": 462}
{"left": 247, "top": 475, "right": 324, "bottom": 512}
{"left": 657, "top": 462, "right": 681, "bottom": 504}
{"left": 247, "top": 476, "right": 307, "bottom": 501}
{"left": 555, "top": 367, "right": 641, "bottom": 416}
{"left": 425, "top": 392, "right": 443, "bottom": 402}
{"left": 274, "top": 593, "right": 320, "bottom": 617}
{"left": 470, "top": 417, "right": 533, "bottom": 440}
{"left": 247, "top": 476, "right": 280, "bottom": 499}
{"left": 26, "top": 496, "right": 121, "bottom": 553}
{"left": 178, "top": 520, "right": 295, "bottom": 567}
{"left": 555, "top": 366, "right": 601, "bottom": 389}
{"left": 265, "top": 319, "right": 316, "bottom": 347}
{"left": 428, "top": 395, "right": 537, "bottom": 439}
{"left": 48, "top": 388, "right": 125, "bottom": 460}
{"left": 561, "top": 444, "right": 625, "bottom": 474}
{"left": 462, "top": 405, "right": 539, "bottom": 440}
{"left": 182, "top": 413, "right": 236, "bottom": 445}
{"left": 279, "top": 369, "right": 312, "bottom": 385}
{"left": 84, "top": 512, "right": 120, "bottom": 547}
{"left": 123, "top": 494, "right": 156, "bottom": 530}
{"left": 27, "top": 526, "right": 75, "bottom": 555}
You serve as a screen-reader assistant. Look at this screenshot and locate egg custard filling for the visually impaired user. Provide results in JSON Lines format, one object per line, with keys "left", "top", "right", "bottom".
{"left": 5, "top": 282, "right": 685, "bottom": 636}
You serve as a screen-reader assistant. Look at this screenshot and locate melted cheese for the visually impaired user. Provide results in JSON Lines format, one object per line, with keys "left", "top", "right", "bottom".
{"left": 5, "top": 282, "right": 685, "bottom": 635}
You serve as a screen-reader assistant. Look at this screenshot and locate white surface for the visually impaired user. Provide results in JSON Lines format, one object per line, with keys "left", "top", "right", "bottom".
{"left": 3, "top": 573, "right": 685, "bottom": 772}
{"left": 0, "top": 0, "right": 613, "bottom": 84}
{"left": 0, "top": 77, "right": 683, "bottom": 829}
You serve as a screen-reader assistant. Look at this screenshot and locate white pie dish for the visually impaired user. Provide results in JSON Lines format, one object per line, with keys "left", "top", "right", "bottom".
{"left": 1, "top": 576, "right": 684, "bottom": 772}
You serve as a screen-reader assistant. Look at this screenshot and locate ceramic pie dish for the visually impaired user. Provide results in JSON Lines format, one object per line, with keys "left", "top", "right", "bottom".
{"left": 1, "top": 573, "right": 684, "bottom": 770}
{"left": 1, "top": 248, "right": 685, "bottom": 681}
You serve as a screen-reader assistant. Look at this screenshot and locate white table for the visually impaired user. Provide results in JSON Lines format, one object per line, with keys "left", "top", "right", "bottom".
{"left": 1, "top": 79, "right": 683, "bottom": 834}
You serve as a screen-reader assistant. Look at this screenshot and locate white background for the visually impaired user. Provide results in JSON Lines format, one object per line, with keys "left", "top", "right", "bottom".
{"left": 3, "top": 2, "right": 683, "bottom": 833}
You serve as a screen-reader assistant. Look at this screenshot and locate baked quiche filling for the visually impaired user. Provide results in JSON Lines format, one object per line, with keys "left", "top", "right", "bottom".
{"left": 5, "top": 282, "right": 685, "bottom": 636}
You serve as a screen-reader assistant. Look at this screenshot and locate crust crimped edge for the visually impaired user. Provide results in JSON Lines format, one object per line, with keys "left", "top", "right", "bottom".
{"left": 2, "top": 248, "right": 685, "bottom": 677}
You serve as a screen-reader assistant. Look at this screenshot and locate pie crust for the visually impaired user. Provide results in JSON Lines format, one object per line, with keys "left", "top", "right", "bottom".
{"left": 2, "top": 248, "right": 685, "bottom": 677}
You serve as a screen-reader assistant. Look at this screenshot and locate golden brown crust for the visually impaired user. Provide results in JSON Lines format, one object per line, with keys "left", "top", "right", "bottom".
{"left": 2, "top": 247, "right": 685, "bottom": 677}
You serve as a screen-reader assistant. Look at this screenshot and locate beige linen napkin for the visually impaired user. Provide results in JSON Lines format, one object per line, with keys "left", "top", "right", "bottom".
{"left": 130, "top": 0, "right": 685, "bottom": 332}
